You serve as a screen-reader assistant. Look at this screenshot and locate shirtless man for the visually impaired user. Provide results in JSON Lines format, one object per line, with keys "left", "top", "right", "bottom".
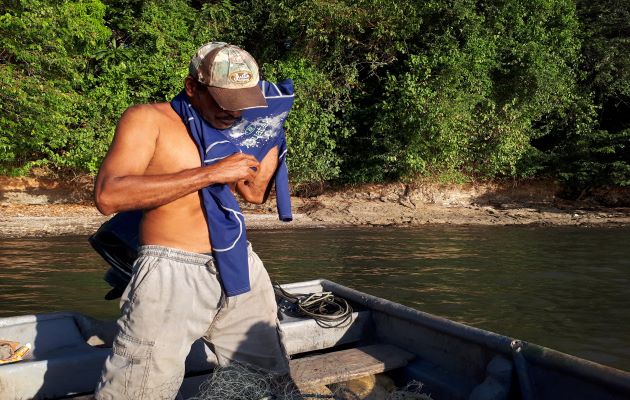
{"left": 93, "top": 42, "right": 288, "bottom": 400}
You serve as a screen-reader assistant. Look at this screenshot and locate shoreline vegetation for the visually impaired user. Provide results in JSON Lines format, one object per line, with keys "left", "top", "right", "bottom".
{"left": 1, "top": 0, "right": 629, "bottom": 197}
{"left": 1, "top": 176, "right": 629, "bottom": 239}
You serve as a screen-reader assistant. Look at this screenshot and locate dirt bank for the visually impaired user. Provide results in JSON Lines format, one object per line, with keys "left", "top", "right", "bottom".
{"left": 1, "top": 176, "right": 629, "bottom": 238}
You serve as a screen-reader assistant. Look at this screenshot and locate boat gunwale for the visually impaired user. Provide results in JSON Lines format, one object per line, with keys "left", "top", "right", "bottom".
{"left": 316, "top": 279, "right": 630, "bottom": 394}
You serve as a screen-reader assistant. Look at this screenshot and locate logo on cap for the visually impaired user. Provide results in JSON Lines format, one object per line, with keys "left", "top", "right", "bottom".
{"left": 229, "top": 71, "right": 253, "bottom": 84}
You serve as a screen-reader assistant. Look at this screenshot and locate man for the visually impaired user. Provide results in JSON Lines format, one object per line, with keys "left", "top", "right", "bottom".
{"left": 93, "top": 42, "right": 288, "bottom": 400}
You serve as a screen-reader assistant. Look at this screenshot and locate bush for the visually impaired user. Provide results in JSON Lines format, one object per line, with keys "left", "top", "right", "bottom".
{"left": 0, "top": 0, "right": 111, "bottom": 174}
{"left": 1, "top": 0, "right": 628, "bottom": 191}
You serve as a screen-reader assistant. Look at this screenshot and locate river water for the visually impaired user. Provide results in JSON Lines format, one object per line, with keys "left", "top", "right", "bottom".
{"left": 1, "top": 226, "right": 629, "bottom": 372}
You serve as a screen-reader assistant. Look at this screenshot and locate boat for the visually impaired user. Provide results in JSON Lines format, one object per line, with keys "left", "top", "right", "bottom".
{"left": 1, "top": 279, "right": 630, "bottom": 399}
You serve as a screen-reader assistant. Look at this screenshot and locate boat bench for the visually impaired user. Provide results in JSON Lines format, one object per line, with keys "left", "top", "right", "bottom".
{"left": 176, "top": 344, "right": 415, "bottom": 399}
{"left": 291, "top": 344, "right": 415, "bottom": 389}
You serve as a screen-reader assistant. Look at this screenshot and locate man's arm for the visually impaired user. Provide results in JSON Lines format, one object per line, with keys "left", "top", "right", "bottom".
{"left": 236, "top": 146, "right": 279, "bottom": 204}
{"left": 94, "top": 105, "right": 260, "bottom": 215}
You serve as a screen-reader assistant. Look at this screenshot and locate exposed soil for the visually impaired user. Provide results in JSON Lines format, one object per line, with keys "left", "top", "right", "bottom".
{"left": 1, "top": 176, "right": 629, "bottom": 238}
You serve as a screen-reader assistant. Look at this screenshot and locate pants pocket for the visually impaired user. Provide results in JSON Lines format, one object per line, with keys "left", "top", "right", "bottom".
{"left": 112, "top": 332, "right": 154, "bottom": 399}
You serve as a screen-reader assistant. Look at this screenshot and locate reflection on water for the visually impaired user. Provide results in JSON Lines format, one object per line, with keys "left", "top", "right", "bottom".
{"left": 0, "top": 226, "right": 629, "bottom": 371}
{"left": 0, "top": 237, "right": 120, "bottom": 319}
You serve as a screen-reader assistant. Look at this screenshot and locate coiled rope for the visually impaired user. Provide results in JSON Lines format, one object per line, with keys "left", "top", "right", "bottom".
{"left": 273, "top": 283, "right": 353, "bottom": 328}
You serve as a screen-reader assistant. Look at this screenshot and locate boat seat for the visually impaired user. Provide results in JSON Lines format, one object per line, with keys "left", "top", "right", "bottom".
{"left": 177, "top": 344, "right": 416, "bottom": 399}
{"left": 290, "top": 344, "right": 415, "bottom": 388}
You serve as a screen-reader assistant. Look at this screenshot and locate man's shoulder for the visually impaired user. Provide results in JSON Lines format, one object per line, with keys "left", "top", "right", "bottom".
{"left": 115, "top": 102, "right": 183, "bottom": 141}
{"left": 122, "top": 102, "right": 178, "bottom": 122}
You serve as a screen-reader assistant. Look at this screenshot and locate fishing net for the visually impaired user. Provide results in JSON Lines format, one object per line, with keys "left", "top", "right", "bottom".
{"left": 189, "top": 362, "right": 307, "bottom": 400}
{"left": 386, "top": 381, "right": 433, "bottom": 400}
{"left": 333, "top": 379, "right": 432, "bottom": 400}
{"left": 189, "top": 363, "right": 432, "bottom": 400}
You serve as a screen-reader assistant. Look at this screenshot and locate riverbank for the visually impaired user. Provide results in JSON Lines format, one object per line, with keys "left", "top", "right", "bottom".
{"left": 1, "top": 176, "right": 629, "bottom": 238}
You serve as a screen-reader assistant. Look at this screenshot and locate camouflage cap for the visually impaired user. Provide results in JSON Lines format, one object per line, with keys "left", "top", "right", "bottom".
{"left": 189, "top": 42, "right": 267, "bottom": 111}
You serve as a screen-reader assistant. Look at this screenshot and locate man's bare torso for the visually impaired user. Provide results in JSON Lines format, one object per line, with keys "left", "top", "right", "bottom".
{"left": 139, "top": 103, "right": 212, "bottom": 253}
{"left": 94, "top": 79, "right": 274, "bottom": 254}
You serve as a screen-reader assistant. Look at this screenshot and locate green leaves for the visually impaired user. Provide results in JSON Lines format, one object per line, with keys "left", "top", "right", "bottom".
{"left": 0, "top": 0, "right": 111, "bottom": 174}
{"left": 1, "top": 0, "right": 627, "bottom": 191}
{"left": 263, "top": 58, "right": 351, "bottom": 185}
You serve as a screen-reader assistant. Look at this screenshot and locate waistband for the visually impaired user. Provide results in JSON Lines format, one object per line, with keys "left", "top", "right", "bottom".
{"left": 137, "top": 243, "right": 253, "bottom": 266}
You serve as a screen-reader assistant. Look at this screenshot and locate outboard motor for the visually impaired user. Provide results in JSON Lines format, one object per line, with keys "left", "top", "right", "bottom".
{"left": 88, "top": 211, "right": 142, "bottom": 299}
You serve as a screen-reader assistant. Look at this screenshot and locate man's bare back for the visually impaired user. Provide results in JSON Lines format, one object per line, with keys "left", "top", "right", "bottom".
{"left": 94, "top": 77, "right": 279, "bottom": 253}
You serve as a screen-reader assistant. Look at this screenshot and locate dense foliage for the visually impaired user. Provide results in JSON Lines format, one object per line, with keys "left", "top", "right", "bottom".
{"left": 1, "top": 0, "right": 628, "bottom": 192}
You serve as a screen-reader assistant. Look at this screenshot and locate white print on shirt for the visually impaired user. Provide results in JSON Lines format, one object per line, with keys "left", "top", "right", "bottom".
{"left": 228, "top": 112, "right": 289, "bottom": 148}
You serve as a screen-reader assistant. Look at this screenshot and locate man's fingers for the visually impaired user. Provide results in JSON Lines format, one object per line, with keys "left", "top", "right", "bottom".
{"left": 211, "top": 153, "right": 260, "bottom": 182}
{"left": 240, "top": 155, "right": 259, "bottom": 170}
{"left": 234, "top": 152, "right": 257, "bottom": 162}
{"left": 246, "top": 168, "right": 258, "bottom": 180}
{"left": 243, "top": 155, "right": 259, "bottom": 166}
{"left": 229, "top": 153, "right": 259, "bottom": 167}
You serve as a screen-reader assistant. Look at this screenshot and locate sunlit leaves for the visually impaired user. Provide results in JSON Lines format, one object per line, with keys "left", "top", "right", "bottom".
{"left": 0, "top": 0, "right": 627, "bottom": 191}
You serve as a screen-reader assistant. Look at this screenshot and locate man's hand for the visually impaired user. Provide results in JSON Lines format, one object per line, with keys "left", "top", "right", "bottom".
{"left": 235, "top": 146, "right": 279, "bottom": 204}
{"left": 207, "top": 153, "right": 259, "bottom": 184}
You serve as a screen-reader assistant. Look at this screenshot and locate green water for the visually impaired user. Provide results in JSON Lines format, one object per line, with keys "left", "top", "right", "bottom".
{"left": 0, "top": 226, "right": 629, "bottom": 372}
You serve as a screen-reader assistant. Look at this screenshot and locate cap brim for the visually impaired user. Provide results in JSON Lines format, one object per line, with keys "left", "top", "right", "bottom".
{"left": 208, "top": 86, "right": 267, "bottom": 111}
